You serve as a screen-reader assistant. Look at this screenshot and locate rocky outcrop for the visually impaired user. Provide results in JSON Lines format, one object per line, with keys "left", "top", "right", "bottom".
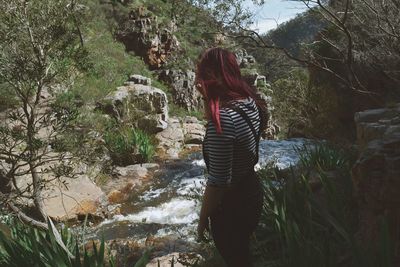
{"left": 235, "top": 49, "right": 256, "bottom": 68}
{"left": 158, "top": 69, "right": 203, "bottom": 111}
{"left": 256, "top": 90, "right": 280, "bottom": 140}
{"left": 351, "top": 103, "right": 400, "bottom": 258}
{"left": 97, "top": 75, "right": 168, "bottom": 134}
{"left": 158, "top": 70, "right": 203, "bottom": 111}
{"left": 117, "top": 6, "right": 180, "bottom": 69}
{"left": 155, "top": 116, "right": 205, "bottom": 159}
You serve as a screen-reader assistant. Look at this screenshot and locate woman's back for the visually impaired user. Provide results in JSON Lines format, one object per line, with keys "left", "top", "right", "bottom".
{"left": 203, "top": 96, "right": 261, "bottom": 186}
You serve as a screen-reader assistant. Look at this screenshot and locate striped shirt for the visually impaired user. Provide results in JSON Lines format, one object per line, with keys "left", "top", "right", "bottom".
{"left": 202, "top": 96, "right": 261, "bottom": 186}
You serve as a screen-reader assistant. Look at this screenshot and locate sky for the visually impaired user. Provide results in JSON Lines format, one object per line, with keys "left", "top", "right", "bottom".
{"left": 244, "top": 0, "right": 312, "bottom": 33}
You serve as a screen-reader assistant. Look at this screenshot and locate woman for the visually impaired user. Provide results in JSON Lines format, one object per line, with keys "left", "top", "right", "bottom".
{"left": 196, "top": 47, "right": 265, "bottom": 267}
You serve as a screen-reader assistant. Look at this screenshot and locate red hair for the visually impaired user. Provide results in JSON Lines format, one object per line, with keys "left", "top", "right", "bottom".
{"left": 195, "top": 47, "right": 259, "bottom": 133}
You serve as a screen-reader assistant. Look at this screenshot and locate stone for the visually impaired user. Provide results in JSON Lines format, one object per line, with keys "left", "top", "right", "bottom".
{"left": 354, "top": 104, "right": 400, "bottom": 149}
{"left": 235, "top": 48, "right": 256, "bottom": 68}
{"left": 155, "top": 117, "right": 184, "bottom": 159}
{"left": 352, "top": 104, "right": 400, "bottom": 259}
{"left": 115, "top": 164, "right": 148, "bottom": 178}
{"left": 116, "top": 7, "right": 180, "bottom": 69}
{"left": 146, "top": 252, "right": 203, "bottom": 267}
{"left": 182, "top": 116, "right": 205, "bottom": 144}
{"left": 98, "top": 82, "right": 168, "bottom": 134}
{"left": 128, "top": 74, "right": 151, "bottom": 86}
{"left": 157, "top": 69, "right": 203, "bottom": 111}
{"left": 41, "top": 174, "right": 104, "bottom": 221}
{"left": 107, "top": 190, "right": 125, "bottom": 204}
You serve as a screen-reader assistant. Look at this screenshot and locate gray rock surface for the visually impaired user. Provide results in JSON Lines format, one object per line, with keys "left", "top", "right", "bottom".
{"left": 158, "top": 69, "right": 203, "bottom": 111}
{"left": 98, "top": 76, "right": 168, "bottom": 134}
{"left": 352, "top": 103, "right": 400, "bottom": 256}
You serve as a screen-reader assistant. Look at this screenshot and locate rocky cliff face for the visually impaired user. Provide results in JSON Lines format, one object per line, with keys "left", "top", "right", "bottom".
{"left": 352, "top": 103, "right": 400, "bottom": 259}
{"left": 158, "top": 69, "right": 203, "bottom": 111}
{"left": 116, "top": 6, "right": 180, "bottom": 69}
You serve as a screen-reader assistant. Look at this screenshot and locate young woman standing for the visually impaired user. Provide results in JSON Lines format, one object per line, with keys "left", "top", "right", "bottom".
{"left": 196, "top": 47, "right": 265, "bottom": 267}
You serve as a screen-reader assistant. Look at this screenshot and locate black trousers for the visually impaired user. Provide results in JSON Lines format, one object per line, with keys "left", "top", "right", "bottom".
{"left": 210, "top": 170, "right": 263, "bottom": 267}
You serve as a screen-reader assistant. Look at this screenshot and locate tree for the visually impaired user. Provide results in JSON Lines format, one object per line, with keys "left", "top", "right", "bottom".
{"left": 0, "top": 0, "right": 85, "bottom": 228}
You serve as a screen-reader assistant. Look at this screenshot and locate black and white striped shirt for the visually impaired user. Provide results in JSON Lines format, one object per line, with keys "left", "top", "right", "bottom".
{"left": 202, "top": 96, "right": 261, "bottom": 186}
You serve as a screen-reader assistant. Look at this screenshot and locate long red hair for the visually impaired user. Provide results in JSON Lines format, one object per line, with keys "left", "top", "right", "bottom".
{"left": 195, "top": 47, "right": 259, "bottom": 133}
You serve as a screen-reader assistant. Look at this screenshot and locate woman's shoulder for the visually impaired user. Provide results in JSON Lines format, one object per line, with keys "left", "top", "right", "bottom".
{"left": 221, "top": 96, "right": 256, "bottom": 113}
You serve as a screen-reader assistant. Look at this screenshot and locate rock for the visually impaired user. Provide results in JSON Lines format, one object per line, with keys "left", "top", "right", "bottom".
{"left": 157, "top": 69, "right": 203, "bottom": 111}
{"left": 116, "top": 6, "right": 180, "bottom": 69}
{"left": 354, "top": 103, "right": 400, "bottom": 149}
{"left": 256, "top": 91, "right": 280, "bottom": 140}
{"left": 235, "top": 49, "right": 256, "bottom": 68}
{"left": 146, "top": 252, "right": 203, "bottom": 267}
{"left": 107, "top": 239, "right": 143, "bottom": 266}
{"left": 98, "top": 80, "right": 168, "bottom": 134}
{"left": 126, "top": 74, "right": 152, "bottom": 86}
{"left": 182, "top": 116, "right": 205, "bottom": 144}
{"left": 41, "top": 174, "right": 104, "bottom": 221}
{"left": 107, "top": 190, "right": 125, "bottom": 204}
{"left": 351, "top": 104, "right": 400, "bottom": 258}
{"left": 114, "top": 164, "right": 148, "bottom": 178}
{"left": 155, "top": 117, "right": 184, "bottom": 159}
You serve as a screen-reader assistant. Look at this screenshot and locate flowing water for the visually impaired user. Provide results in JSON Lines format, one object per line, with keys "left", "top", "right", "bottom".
{"left": 92, "top": 138, "right": 315, "bottom": 243}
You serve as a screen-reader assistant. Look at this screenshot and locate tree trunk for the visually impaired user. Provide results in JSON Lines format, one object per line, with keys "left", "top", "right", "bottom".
{"left": 30, "top": 162, "right": 47, "bottom": 222}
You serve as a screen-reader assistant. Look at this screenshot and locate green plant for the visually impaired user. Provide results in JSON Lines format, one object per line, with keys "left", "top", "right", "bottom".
{"left": 104, "top": 125, "right": 154, "bottom": 166}
{"left": 0, "top": 218, "right": 113, "bottom": 267}
{"left": 295, "top": 142, "right": 354, "bottom": 172}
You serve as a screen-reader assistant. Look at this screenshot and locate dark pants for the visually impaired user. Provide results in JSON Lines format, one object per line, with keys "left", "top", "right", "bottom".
{"left": 210, "top": 170, "right": 263, "bottom": 267}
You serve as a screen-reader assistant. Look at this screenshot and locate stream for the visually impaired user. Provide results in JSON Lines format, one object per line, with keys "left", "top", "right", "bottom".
{"left": 90, "top": 138, "right": 315, "bottom": 243}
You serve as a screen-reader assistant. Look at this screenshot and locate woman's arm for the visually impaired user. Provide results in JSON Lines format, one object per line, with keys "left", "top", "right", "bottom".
{"left": 198, "top": 110, "right": 235, "bottom": 241}
{"left": 197, "top": 185, "right": 227, "bottom": 241}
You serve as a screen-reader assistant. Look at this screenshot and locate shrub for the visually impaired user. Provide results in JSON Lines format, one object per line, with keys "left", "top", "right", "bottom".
{"left": 271, "top": 68, "right": 341, "bottom": 139}
{"left": 0, "top": 218, "right": 113, "bottom": 267}
{"left": 104, "top": 125, "right": 154, "bottom": 166}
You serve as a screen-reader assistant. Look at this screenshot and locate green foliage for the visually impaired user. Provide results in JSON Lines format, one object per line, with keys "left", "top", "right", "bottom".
{"left": 104, "top": 125, "right": 154, "bottom": 165}
{"left": 169, "top": 103, "right": 204, "bottom": 121}
{"left": 296, "top": 142, "right": 355, "bottom": 172}
{"left": 0, "top": 218, "right": 113, "bottom": 267}
{"left": 70, "top": 0, "right": 154, "bottom": 103}
{"left": 271, "top": 68, "right": 341, "bottom": 139}
{"left": 254, "top": 143, "right": 394, "bottom": 267}
{"left": 0, "top": 83, "right": 18, "bottom": 112}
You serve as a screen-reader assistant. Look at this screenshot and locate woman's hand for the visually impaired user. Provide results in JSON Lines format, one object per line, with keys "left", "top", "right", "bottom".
{"left": 197, "top": 185, "right": 227, "bottom": 242}
{"left": 197, "top": 216, "right": 210, "bottom": 242}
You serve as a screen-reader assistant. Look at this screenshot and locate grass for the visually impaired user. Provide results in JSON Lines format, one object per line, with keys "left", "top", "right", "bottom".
{"left": 104, "top": 124, "right": 155, "bottom": 166}
{"left": 0, "top": 217, "right": 113, "bottom": 267}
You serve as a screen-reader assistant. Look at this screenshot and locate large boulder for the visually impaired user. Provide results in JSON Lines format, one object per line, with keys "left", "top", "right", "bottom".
{"left": 351, "top": 103, "right": 400, "bottom": 259}
{"left": 42, "top": 174, "right": 104, "bottom": 221}
{"left": 97, "top": 76, "right": 168, "bottom": 134}
{"left": 158, "top": 69, "right": 203, "bottom": 111}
